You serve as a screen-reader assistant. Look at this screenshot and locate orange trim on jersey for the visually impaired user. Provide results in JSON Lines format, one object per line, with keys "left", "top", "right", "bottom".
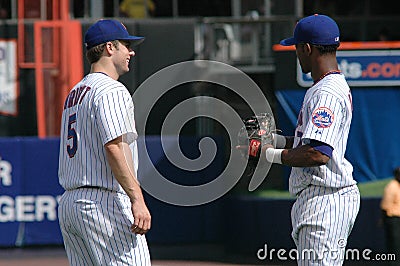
{"left": 273, "top": 41, "right": 400, "bottom": 52}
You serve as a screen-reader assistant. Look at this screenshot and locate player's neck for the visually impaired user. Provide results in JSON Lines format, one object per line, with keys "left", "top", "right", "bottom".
{"left": 312, "top": 69, "right": 341, "bottom": 85}
{"left": 90, "top": 61, "right": 119, "bottom": 80}
{"left": 311, "top": 56, "right": 340, "bottom": 84}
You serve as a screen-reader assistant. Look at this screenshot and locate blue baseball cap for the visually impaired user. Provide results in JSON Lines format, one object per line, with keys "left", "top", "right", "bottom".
{"left": 280, "top": 14, "right": 340, "bottom": 46}
{"left": 84, "top": 19, "right": 144, "bottom": 49}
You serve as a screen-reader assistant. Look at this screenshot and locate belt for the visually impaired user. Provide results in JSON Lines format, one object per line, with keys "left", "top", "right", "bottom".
{"left": 77, "top": 185, "right": 102, "bottom": 189}
{"left": 296, "top": 184, "right": 358, "bottom": 197}
{"left": 75, "top": 186, "right": 117, "bottom": 193}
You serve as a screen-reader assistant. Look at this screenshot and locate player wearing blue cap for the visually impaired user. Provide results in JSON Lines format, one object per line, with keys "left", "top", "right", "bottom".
{"left": 262, "top": 14, "right": 360, "bottom": 265}
{"left": 58, "top": 19, "right": 151, "bottom": 265}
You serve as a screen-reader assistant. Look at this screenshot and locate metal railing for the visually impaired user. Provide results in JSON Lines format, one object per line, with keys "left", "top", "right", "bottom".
{"left": 194, "top": 15, "right": 296, "bottom": 72}
{"left": 193, "top": 14, "right": 400, "bottom": 72}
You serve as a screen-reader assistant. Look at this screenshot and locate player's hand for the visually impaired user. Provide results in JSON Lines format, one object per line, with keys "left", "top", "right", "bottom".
{"left": 130, "top": 199, "right": 151, "bottom": 235}
{"left": 261, "top": 143, "right": 274, "bottom": 161}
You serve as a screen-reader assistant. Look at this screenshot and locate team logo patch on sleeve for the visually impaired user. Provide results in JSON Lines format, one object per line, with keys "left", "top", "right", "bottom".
{"left": 312, "top": 107, "right": 334, "bottom": 128}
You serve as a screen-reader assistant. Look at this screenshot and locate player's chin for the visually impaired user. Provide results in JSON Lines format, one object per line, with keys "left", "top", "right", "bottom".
{"left": 120, "top": 66, "right": 130, "bottom": 75}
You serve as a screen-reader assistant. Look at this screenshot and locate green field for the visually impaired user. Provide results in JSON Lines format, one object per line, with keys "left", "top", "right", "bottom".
{"left": 357, "top": 177, "right": 391, "bottom": 198}
{"left": 255, "top": 178, "right": 392, "bottom": 199}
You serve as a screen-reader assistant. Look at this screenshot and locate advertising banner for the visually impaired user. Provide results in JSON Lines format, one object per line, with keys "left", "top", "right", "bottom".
{"left": 297, "top": 50, "right": 400, "bottom": 87}
{"left": 0, "top": 137, "right": 63, "bottom": 246}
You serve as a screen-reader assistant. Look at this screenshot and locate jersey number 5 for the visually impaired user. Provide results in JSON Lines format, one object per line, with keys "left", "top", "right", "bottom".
{"left": 67, "top": 113, "right": 78, "bottom": 158}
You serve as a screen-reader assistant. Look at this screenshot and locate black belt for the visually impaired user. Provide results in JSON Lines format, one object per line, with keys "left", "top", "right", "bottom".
{"left": 75, "top": 186, "right": 116, "bottom": 193}
{"left": 77, "top": 185, "right": 102, "bottom": 189}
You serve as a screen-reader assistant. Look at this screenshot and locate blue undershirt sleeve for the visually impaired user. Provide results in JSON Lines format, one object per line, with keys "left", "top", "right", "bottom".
{"left": 309, "top": 139, "right": 333, "bottom": 158}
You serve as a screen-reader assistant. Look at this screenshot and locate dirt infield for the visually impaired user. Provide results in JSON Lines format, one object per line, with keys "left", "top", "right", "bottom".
{"left": 0, "top": 257, "right": 262, "bottom": 266}
{"left": 0, "top": 259, "right": 259, "bottom": 266}
{"left": 0, "top": 260, "right": 259, "bottom": 266}
{"left": 0, "top": 247, "right": 265, "bottom": 266}
{"left": 0, "top": 246, "right": 382, "bottom": 266}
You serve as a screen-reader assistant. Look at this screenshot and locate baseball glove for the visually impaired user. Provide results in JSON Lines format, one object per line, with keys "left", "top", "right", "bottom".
{"left": 237, "top": 113, "right": 275, "bottom": 163}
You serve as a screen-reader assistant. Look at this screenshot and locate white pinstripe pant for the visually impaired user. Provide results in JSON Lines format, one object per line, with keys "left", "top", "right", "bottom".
{"left": 291, "top": 185, "right": 360, "bottom": 266}
{"left": 58, "top": 188, "right": 151, "bottom": 266}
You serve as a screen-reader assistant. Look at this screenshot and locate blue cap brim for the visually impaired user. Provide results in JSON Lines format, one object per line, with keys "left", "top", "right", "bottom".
{"left": 121, "top": 36, "right": 145, "bottom": 46}
{"left": 280, "top": 37, "right": 296, "bottom": 46}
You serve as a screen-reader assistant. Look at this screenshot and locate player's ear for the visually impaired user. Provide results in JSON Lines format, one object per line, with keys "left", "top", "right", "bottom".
{"left": 304, "top": 43, "right": 312, "bottom": 55}
{"left": 296, "top": 43, "right": 311, "bottom": 55}
{"left": 105, "top": 42, "right": 114, "bottom": 54}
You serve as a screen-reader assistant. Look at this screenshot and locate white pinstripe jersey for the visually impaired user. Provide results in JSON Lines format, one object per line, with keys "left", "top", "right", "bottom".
{"left": 289, "top": 73, "right": 356, "bottom": 196}
{"left": 58, "top": 72, "right": 138, "bottom": 194}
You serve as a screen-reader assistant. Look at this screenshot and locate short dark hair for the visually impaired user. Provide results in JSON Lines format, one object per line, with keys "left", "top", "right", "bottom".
{"left": 86, "top": 40, "right": 120, "bottom": 64}
{"left": 312, "top": 43, "right": 340, "bottom": 55}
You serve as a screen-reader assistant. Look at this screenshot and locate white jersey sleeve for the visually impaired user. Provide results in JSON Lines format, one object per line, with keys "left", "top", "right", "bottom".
{"left": 95, "top": 88, "right": 137, "bottom": 146}
{"left": 301, "top": 85, "right": 348, "bottom": 149}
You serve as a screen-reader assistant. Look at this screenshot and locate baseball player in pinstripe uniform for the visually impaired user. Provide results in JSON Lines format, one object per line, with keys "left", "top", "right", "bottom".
{"left": 262, "top": 14, "right": 360, "bottom": 265}
{"left": 58, "top": 19, "right": 151, "bottom": 265}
